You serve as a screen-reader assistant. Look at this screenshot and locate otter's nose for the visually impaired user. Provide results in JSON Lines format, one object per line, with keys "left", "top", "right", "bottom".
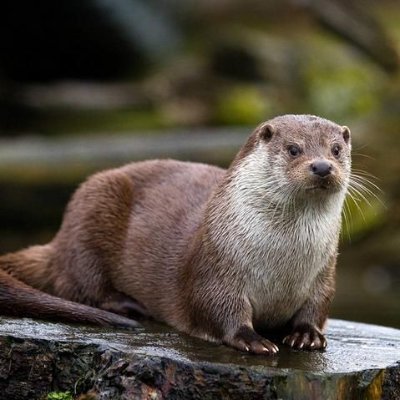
{"left": 310, "top": 160, "right": 332, "bottom": 178}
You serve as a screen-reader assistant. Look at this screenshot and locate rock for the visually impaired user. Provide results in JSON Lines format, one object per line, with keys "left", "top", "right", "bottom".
{"left": 0, "top": 317, "right": 398, "bottom": 399}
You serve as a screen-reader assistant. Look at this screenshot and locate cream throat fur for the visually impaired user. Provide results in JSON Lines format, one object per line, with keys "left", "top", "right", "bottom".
{"left": 203, "top": 135, "right": 350, "bottom": 327}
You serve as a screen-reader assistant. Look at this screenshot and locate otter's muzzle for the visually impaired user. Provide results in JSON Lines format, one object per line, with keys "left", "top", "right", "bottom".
{"left": 310, "top": 160, "right": 332, "bottom": 178}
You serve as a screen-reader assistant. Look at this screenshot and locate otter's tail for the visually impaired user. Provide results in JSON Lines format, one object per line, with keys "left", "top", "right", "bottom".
{"left": 0, "top": 246, "right": 140, "bottom": 329}
{"left": 0, "top": 244, "right": 55, "bottom": 290}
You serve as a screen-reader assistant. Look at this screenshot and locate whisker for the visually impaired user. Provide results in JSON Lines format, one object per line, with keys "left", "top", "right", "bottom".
{"left": 351, "top": 153, "right": 375, "bottom": 160}
{"left": 351, "top": 171, "right": 382, "bottom": 188}
{"left": 350, "top": 178, "right": 380, "bottom": 199}
{"left": 341, "top": 198, "right": 352, "bottom": 242}
{"left": 346, "top": 191, "right": 366, "bottom": 222}
{"left": 351, "top": 168, "right": 380, "bottom": 180}
{"left": 352, "top": 144, "right": 373, "bottom": 153}
{"left": 348, "top": 184, "right": 373, "bottom": 208}
{"left": 351, "top": 175, "right": 383, "bottom": 195}
{"left": 349, "top": 173, "right": 386, "bottom": 209}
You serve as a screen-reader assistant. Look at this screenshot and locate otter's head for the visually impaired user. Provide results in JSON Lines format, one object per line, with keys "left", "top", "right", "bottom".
{"left": 232, "top": 114, "right": 351, "bottom": 206}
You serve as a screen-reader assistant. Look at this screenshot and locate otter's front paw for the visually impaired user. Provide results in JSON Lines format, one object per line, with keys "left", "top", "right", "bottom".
{"left": 282, "top": 324, "right": 327, "bottom": 351}
{"left": 226, "top": 326, "right": 279, "bottom": 355}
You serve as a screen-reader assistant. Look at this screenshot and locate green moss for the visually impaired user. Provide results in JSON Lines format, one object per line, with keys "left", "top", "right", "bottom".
{"left": 47, "top": 392, "right": 73, "bottom": 400}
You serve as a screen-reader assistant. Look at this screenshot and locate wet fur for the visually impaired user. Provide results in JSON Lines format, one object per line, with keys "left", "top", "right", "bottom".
{"left": 0, "top": 114, "right": 351, "bottom": 354}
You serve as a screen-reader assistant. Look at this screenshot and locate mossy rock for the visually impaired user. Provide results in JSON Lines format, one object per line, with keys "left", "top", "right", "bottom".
{"left": 0, "top": 318, "right": 399, "bottom": 399}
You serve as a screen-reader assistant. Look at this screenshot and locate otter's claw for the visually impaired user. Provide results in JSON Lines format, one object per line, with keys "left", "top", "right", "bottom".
{"left": 226, "top": 326, "right": 279, "bottom": 355}
{"left": 283, "top": 324, "right": 327, "bottom": 351}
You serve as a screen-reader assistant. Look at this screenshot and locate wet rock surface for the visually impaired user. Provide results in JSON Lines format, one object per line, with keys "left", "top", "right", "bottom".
{"left": 0, "top": 318, "right": 399, "bottom": 399}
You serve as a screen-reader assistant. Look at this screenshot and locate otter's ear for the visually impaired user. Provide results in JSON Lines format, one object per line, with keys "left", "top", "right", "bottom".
{"left": 342, "top": 126, "right": 351, "bottom": 144}
{"left": 258, "top": 123, "right": 274, "bottom": 143}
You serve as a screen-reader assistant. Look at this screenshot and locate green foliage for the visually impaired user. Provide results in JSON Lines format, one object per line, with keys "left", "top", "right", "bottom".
{"left": 47, "top": 391, "right": 73, "bottom": 400}
{"left": 215, "top": 85, "right": 271, "bottom": 125}
{"left": 302, "top": 35, "right": 384, "bottom": 122}
{"left": 342, "top": 196, "right": 386, "bottom": 242}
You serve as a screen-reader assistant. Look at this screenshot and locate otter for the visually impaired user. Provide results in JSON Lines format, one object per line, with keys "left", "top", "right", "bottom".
{"left": 0, "top": 114, "right": 351, "bottom": 354}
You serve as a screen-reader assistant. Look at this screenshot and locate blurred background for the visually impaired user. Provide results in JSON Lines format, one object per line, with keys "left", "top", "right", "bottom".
{"left": 0, "top": 0, "right": 399, "bottom": 328}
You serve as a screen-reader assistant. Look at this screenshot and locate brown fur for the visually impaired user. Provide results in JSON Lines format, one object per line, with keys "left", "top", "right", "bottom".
{"left": 0, "top": 115, "right": 351, "bottom": 354}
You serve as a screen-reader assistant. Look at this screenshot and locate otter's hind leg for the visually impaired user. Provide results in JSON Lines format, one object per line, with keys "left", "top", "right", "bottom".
{"left": 98, "top": 289, "right": 150, "bottom": 319}
{"left": 51, "top": 169, "right": 137, "bottom": 308}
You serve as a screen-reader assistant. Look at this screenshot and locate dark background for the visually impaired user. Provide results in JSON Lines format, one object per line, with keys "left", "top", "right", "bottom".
{"left": 0, "top": 0, "right": 399, "bottom": 328}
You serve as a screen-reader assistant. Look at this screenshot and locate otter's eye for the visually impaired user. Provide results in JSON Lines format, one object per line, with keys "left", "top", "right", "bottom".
{"left": 287, "top": 145, "right": 302, "bottom": 158}
{"left": 332, "top": 144, "right": 341, "bottom": 158}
